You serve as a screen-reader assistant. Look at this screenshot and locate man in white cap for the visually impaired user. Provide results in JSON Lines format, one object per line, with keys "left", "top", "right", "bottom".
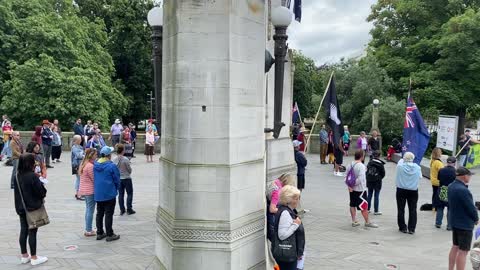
{"left": 94, "top": 146, "right": 121, "bottom": 242}
{"left": 109, "top": 119, "right": 123, "bottom": 147}
{"left": 294, "top": 140, "right": 307, "bottom": 192}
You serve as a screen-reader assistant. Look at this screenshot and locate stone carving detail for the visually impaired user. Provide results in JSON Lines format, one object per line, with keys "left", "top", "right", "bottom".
{"left": 157, "top": 208, "right": 264, "bottom": 243}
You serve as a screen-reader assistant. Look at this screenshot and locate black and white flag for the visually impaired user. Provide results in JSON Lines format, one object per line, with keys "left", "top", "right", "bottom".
{"left": 323, "top": 75, "right": 344, "bottom": 146}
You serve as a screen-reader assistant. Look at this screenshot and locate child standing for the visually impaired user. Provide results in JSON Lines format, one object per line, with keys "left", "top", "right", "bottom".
{"left": 145, "top": 127, "right": 155, "bottom": 163}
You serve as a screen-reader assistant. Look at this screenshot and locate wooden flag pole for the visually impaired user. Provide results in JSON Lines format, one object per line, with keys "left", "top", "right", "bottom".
{"left": 305, "top": 71, "right": 334, "bottom": 153}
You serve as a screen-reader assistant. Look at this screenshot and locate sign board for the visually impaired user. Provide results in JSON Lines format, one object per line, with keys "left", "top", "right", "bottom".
{"left": 436, "top": 115, "right": 459, "bottom": 155}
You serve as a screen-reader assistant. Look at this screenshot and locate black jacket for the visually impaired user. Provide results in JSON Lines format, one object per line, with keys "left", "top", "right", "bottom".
{"left": 14, "top": 172, "right": 47, "bottom": 215}
{"left": 295, "top": 150, "right": 307, "bottom": 176}
{"left": 275, "top": 205, "right": 305, "bottom": 258}
{"left": 366, "top": 158, "right": 386, "bottom": 182}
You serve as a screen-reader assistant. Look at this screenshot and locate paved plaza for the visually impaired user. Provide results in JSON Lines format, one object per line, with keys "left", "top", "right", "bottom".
{"left": 1, "top": 153, "right": 480, "bottom": 269}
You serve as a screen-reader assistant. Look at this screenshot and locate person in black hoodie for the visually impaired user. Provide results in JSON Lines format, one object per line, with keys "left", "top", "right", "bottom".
{"left": 294, "top": 140, "right": 307, "bottom": 192}
{"left": 366, "top": 150, "right": 386, "bottom": 215}
{"left": 14, "top": 153, "right": 48, "bottom": 266}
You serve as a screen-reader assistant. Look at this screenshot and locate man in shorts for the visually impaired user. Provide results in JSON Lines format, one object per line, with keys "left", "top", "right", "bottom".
{"left": 448, "top": 167, "right": 479, "bottom": 270}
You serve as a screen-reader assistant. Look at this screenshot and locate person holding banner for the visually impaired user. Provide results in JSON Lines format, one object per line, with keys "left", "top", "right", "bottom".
{"left": 459, "top": 130, "right": 480, "bottom": 167}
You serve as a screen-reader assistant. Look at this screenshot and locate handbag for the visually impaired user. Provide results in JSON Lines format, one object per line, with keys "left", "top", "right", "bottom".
{"left": 439, "top": 185, "right": 448, "bottom": 202}
{"left": 271, "top": 208, "right": 298, "bottom": 262}
{"left": 15, "top": 176, "right": 50, "bottom": 229}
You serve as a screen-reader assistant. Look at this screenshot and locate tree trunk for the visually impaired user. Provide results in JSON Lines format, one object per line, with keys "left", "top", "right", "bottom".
{"left": 457, "top": 108, "right": 467, "bottom": 139}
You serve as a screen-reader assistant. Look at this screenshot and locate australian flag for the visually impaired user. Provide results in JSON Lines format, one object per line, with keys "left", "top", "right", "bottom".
{"left": 292, "top": 102, "right": 301, "bottom": 124}
{"left": 402, "top": 94, "right": 430, "bottom": 164}
{"left": 324, "top": 75, "right": 344, "bottom": 146}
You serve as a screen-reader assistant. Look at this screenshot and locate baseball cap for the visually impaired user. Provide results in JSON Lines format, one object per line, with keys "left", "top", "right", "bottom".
{"left": 100, "top": 146, "right": 114, "bottom": 156}
{"left": 447, "top": 156, "right": 457, "bottom": 164}
{"left": 293, "top": 140, "right": 302, "bottom": 148}
{"left": 456, "top": 167, "right": 475, "bottom": 176}
{"left": 115, "top": 119, "right": 121, "bottom": 124}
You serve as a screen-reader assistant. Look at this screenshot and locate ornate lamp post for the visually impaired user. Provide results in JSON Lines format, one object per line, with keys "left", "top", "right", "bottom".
{"left": 372, "top": 98, "right": 380, "bottom": 133}
{"left": 147, "top": 5, "right": 163, "bottom": 135}
{"left": 269, "top": 5, "right": 292, "bottom": 139}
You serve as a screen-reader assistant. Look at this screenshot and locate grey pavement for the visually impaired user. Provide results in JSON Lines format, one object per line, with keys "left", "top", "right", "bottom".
{"left": 1, "top": 153, "right": 480, "bottom": 269}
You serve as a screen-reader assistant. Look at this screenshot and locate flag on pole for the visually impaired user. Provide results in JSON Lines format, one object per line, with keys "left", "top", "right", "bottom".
{"left": 402, "top": 94, "right": 430, "bottom": 164}
{"left": 286, "top": 0, "right": 302, "bottom": 22}
{"left": 323, "top": 75, "right": 344, "bottom": 146}
{"left": 292, "top": 102, "right": 301, "bottom": 124}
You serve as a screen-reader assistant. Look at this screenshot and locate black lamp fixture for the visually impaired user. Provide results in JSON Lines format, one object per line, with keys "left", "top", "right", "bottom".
{"left": 147, "top": 5, "right": 163, "bottom": 136}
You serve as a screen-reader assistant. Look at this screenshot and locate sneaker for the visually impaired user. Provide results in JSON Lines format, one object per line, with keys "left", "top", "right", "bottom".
{"left": 31, "top": 256, "right": 48, "bottom": 266}
{"left": 106, "top": 234, "right": 120, "bottom": 242}
{"left": 96, "top": 233, "right": 107, "bottom": 240}
{"left": 56, "top": 159, "right": 62, "bottom": 163}
{"left": 120, "top": 210, "right": 126, "bottom": 216}
{"left": 46, "top": 165, "right": 54, "bottom": 169}
{"left": 127, "top": 209, "right": 136, "bottom": 215}
{"left": 84, "top": 231, "right": 97, "bottom": 237}
{"left": 352, "top": 221, "right": 360, "bottom": 227}
{"left": 20, "top": 256, "right": 31, "bottom": 264}
{"left": 365, "top": 222, "right": 379, "bottom": 228}
{"left": 374, "top": 212, "right": 382, "bottom": 215}
{"left": 435, "top": 224, "right": 441, "bottom": 229}
{"left": 52, "top": 160, "right": 56, "bottom": 164}
{"left": 399, "top": 229, "right": 408, "bottom": 233}
{"left": 408, "top": 231, "right": 415, "bottom": 235}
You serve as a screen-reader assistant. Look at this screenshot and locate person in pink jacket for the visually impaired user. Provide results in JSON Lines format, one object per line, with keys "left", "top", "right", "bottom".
{"left": 78, "top": 148, "right": 98, "bottom": 237}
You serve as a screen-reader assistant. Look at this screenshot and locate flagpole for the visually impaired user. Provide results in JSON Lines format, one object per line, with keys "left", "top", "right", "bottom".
{"left": 455, "top": 137, "right": 472, "bottom": 158}
{"left": 296, "top": 102, "right": 305, "bottom": 127}
{"left": 305, "top": 71, "right": 334, "bottom": 153}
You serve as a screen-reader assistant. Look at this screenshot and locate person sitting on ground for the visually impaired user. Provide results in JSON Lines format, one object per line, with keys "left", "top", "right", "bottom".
{"left": 346, "top": 149, "right": 378, "bottom": 228}
{"left": 435, "top": 156, "right": 457, "bottom": 230}
{"left": 395, "top": 152, "right": 422, "bottom": 234}
{"left": 94, "top": 146, "right": 121, "bottom": 242}
{"left": 113, "top": 144, "right": 135, "bottom": 216}
{"left": 366, "top": 150, "right": 386, "bottom": 215}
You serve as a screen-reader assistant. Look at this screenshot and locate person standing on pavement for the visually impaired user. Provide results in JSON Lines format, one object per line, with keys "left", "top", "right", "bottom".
{"left": 94, "top": 146, "right": 121, "bottom": 242}
{"left": 266, "top": 174, "right": 293, "bottom": 241}
{"left": 357, "top": 131, "right": 368, "bottom": 152}
{"left": 145, "top": 127, "right": 155, "bottom": 162}
{"left": 113, "top": 144, "right": 136, "bottom": 216}
{"left": 109, "top": 119, "right": 123, "bottom": 147}
{"left": 327, "top": 129, "right": 335, "bottom": 164}
{"left": 14, "top": 153, "right": 48, "bottom": 266}
{"left": 346, "top": 150, "right": 378, "bottom": 228}
{"left": 296, "top": 127, "right": 306, "bottom": 152}
{"left": 293, "top": 140, "right": 307, "bottom": 192}
{"left": 25, "top": 142, "right": 47, "bottom": 179}
{"left": 78, "top": 148, "right": 98, "bottom": 237}
{"left": 272, "top": 185, "right": 305, "bottom": 270}
{"left": 342, "top": 125, "right": 351, "bottom": 156}
{"left": 430, "top": 147, "right": 444, "bottom": 209}
{"left": 73, "top": 118, "right": 85, "bottom": 147}
{"left": 51, "top": 125, "right": 62, "bottom": 164}
{"left": 31, "top": 126, "right": 43, "bottom": 149}
{"left": 366, "top": 150, "right": 386, "bottom": 215}
{"left": 319, "top": 125, "right": 328, "bottom": 164}
{"left": 41, "top": 120, "right": 54, "bottom": 168}
{"left": 395, "top": 152, "right": 422, "bottom": 234}
{"left": 129, "top": 124, "right": 137, "bottom": 158}
{"left": 71, "top": 135, "right": 85, "bottom": 201}
{"left": 367, "top": 130, "right": 380, "bottom": 158}
{"left": 435, "top": 156, "right": 457, "bottom": 230}
{"left": 333, "top": 138, "right": 345, "bottom": 177}
{"left": 448, "top": 167, "right": 479, "bottom": 270}
{"left": 10, "top": 131, "right": 24, "bottom": 189}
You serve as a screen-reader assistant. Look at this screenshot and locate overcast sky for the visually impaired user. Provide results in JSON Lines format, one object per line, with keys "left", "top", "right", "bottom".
{"left": 287, "top": 0, "right": 377, "bottom": 65}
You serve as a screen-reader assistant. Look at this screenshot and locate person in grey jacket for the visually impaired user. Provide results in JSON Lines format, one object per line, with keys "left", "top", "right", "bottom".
{"left": 113, "top": 144, "right": 135, "bottom": 215}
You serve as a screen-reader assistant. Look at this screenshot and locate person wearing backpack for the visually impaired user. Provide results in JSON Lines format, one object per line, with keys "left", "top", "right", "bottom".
{"left": 345, "top": 149, "right": 378, "bottom": 228}
{"left": 395, "top": 152, "right": 422, "bottom": 234}
{"left": 366, "top": 150, "right": 386, "bottom": 215}
{"left": 435, "top": 156, "right": 457, "bottom": 230}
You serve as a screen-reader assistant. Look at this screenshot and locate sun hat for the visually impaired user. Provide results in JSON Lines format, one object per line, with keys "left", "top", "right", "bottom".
{"left": 100, "top": 146, "right": 114, "bottom": 156}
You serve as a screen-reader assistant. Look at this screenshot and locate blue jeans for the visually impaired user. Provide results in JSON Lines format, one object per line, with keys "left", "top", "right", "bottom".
{"left": 367, "top": 182, "right": 381, "bottom": 212}
{"left": 435, "top": 205, "right": 450, "bottom": 229}
{"left": 84, "top": 195, "right": 96, "bottom": 232}
{"left": 74, "top": 174, "right": 80, "bottom": 193}
{"left": 458, "top": 155, "right": 467, "bottom": 167}
{"left": 10, "top": 159, "right": 18, "bottom": 189}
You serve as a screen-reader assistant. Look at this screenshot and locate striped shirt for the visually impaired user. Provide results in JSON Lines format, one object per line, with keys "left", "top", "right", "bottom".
{"left": 78, "top": 162, "right": 94, "bottom": 196}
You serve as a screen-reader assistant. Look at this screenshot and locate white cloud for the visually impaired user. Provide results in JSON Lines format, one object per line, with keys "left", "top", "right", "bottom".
{"left": 287, "top": 0, "right": 377, "bottom": 65}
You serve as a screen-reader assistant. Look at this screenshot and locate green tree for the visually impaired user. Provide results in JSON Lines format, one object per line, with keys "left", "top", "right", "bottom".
{"left": 292, "top": 51, "right": 320, "bottom": 118}
{"left": 0, "top": 0, "right": 127, "bottom": 129}
{"left": 76, "top": 0, "right": 154, "bottom": 126}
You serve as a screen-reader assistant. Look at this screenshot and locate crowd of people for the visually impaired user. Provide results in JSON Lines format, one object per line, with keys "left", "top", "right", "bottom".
{"left": 267, "top": 124, "right": 480, "bottom": 270}
{"left": 0, "top": 115, "right": 160, "bottom": 266}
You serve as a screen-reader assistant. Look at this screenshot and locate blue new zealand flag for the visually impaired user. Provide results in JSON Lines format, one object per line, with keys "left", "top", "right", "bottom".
{"left": 402, "top": 95, "right": 431, "bottom": 164}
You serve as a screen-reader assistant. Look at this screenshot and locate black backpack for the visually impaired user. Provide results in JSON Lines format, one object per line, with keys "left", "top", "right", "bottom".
{"left": 366, "top": 163, "right": 381, "bottom": 182}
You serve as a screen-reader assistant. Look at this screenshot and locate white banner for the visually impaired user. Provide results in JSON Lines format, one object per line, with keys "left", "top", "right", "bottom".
{"left": 436, "top": 116, "right": 459, "bottom": 153}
